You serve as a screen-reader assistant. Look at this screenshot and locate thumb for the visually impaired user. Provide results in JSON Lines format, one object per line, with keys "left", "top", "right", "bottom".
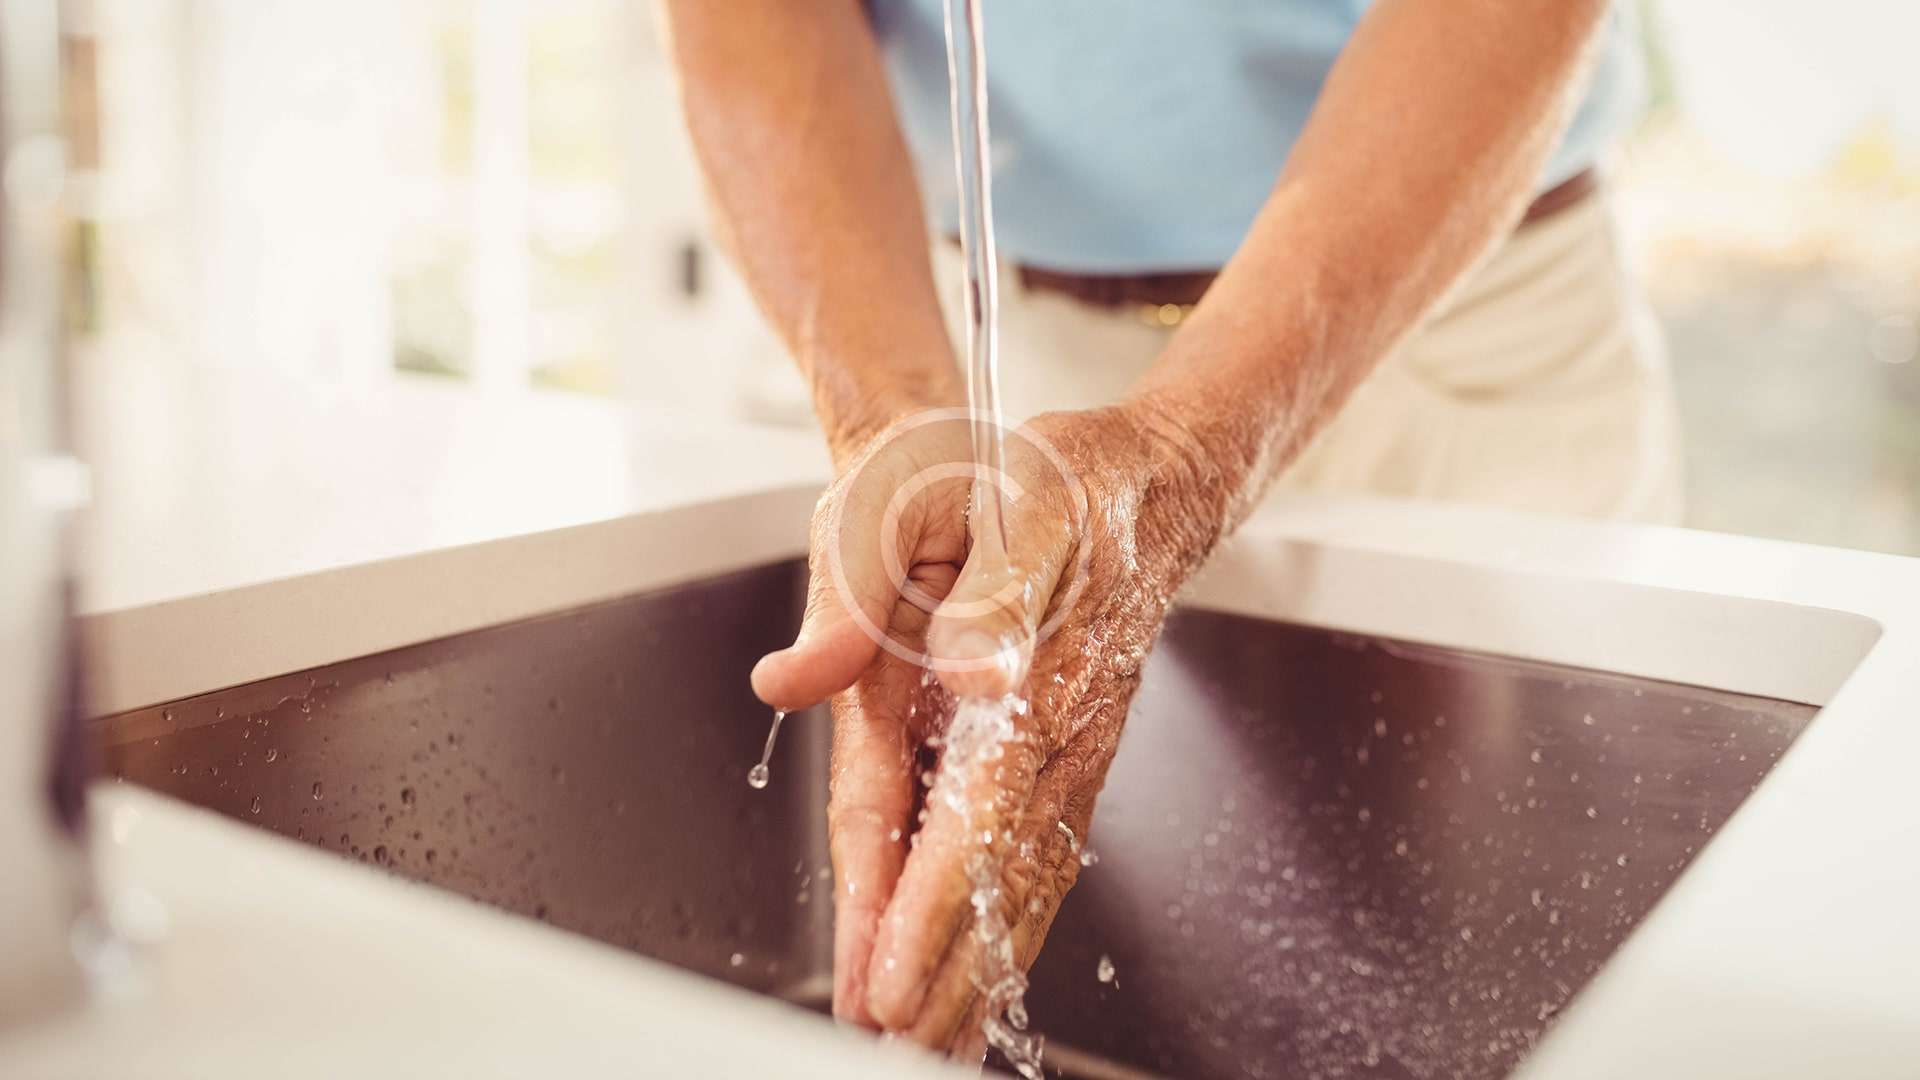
{"left": 751, "top": 492, "right": 899, "bottom": 712}
{"left": 926, "top": 525, "right": 1066, "bottom": 700}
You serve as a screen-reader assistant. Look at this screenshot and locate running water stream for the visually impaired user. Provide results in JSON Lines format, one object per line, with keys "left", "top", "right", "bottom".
{"left": 942, "top": 0, "right": 1011, "bottom": 563}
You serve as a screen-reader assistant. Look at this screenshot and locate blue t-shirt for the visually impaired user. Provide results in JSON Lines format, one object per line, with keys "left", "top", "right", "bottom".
{"left": 870, "top": 2, "right": 1643, "bottom": 272}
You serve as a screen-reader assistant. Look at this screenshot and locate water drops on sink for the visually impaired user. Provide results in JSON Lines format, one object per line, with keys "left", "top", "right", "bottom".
{"left": 1096, "top": 953, "right": 1116, "bottom": 984}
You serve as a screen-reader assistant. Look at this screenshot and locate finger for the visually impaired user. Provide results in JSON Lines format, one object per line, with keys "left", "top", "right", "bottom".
{"left": 753, "top": 484, "right": 900, "bottom": 711}
{"left": 908, "top": 755, "right": 1093, "bottom": 1050}
{"left": 935, "top": 800, "right": 1093, "bottom": 1064}
{"left": 827, "top": 689, "right": 916, "bottom": 1027}
{"left": 906, "top": 939, "right": 981, "bottom": 1051}
{"left": 951, "top": 1016, "right": 988, "bottom": 1066}
{"left": 864, "top": 700, "right": 1044, "bottom": 1029}
{"left": 927, "top": 502, "right": 1074, "bottom": 700}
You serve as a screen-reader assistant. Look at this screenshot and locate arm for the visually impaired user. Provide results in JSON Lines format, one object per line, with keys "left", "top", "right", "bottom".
{"left": 1130, "top": 0, "right": 1616, "bottom": 534}
{"left": 656, "top": 0, "right": 960, "bottom": 463}
{"left": 659, "top": 2, "right": 978, "bottom": 1031}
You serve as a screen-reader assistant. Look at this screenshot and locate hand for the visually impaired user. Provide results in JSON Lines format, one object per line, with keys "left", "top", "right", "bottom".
{"left": 753, "top": 403, "right": 1226, "bottom": 1057}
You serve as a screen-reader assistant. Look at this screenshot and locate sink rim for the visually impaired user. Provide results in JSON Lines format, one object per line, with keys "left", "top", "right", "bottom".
{"left": 71, "top": 485, "right": 1920, "bottom": 1079}
{"left": 80, "top": 485, "right": 1901, "bottom": 719}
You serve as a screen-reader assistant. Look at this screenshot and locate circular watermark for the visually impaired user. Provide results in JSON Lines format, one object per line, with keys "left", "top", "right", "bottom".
{"left": 1869, "top": 313, "right": 1915, "bottom": 366}
{"left": 823, "top": 407, "right": 1093, "bottom": 675}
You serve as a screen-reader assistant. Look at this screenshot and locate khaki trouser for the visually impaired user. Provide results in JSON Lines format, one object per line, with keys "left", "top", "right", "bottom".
{"left": 934, "top": 194, "right": 1685, "bottom": 524}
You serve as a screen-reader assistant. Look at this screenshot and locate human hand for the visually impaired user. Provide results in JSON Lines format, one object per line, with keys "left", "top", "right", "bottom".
{"left": 752, "top": 402, "right": 1227, "bottom": 1059}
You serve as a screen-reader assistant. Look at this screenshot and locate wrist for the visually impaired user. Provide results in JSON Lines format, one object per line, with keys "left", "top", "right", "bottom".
{"left": 816, "top": 361, "right": 964, "bottom": 469}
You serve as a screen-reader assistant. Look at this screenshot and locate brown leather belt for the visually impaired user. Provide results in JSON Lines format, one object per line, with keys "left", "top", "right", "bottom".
{"left": 1011, "top": 167, "right": 1598, "bottom": 314}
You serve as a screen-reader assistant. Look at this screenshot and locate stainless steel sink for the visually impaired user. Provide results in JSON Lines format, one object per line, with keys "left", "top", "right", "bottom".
{"left": 94, "top": 558, "right": 1814, "bottom": 1079}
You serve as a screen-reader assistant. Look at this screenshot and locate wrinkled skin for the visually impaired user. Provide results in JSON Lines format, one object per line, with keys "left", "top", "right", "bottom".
{"left": 751, "top": 404, "right": 1224, "bottom": 1059}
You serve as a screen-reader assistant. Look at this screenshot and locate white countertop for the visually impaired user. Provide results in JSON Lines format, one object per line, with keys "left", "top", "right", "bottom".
{"left": 0, "top": 784, "right": 956, "bottom": 1080}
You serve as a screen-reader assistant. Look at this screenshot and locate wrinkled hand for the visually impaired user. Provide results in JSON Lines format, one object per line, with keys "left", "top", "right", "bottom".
{"left": 752, "top": 403, "right": 1222, "bottom": 1058}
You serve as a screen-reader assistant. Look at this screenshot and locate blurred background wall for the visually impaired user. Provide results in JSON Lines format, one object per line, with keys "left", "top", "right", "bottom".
{"left": 61, "top": 0, "right": 1920, "bottom": 555}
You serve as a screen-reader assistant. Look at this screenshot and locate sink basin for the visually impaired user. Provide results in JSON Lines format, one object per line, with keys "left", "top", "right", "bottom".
{"left": 93, "top": 556, "right": 1816, "bottom": 1079}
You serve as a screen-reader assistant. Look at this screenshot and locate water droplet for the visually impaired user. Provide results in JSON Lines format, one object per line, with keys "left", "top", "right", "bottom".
{"left": 249, "top": 795, "right": 262, "bottom": 814}
{"left": 748, "top": 709, "right": 787, "bottom": 790}
{"left": 729, "top": 952, "right": 745, "bottom": 968}
{"left": 1529, "top": 749, "right": 1543, "bottom": 764}
{"left": 1096, "top": 954, "right": 1116, "bottom": 983}
{"left": 373, "top": 845, "right": 389, "bottom": 864}
{"left": 400, "top": 786, "right": 416, "bottom": 807}
{"left": 264, "top": 748, "right": 278, "bottom": 763}
{"left": 1585, "top": 806, "right": 1598, "bottom": 819}
{"left": 311, "top": 781, "right": 324, "bottom": 801}
{"left": 1582, "top": 713, "right": 1595, "bottom": 726}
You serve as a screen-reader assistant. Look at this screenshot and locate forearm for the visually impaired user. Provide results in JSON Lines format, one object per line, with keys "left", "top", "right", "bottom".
{"left": 658, "top": 0, "right": 961, "bottom": 462}
{"left": 1129, "top": 0, "right": 1613, "bottom": 532}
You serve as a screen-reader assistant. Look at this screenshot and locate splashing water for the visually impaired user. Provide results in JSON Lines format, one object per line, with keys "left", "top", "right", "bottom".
{"left": 747, "top": 709, "right": 786, "bottom": 790}
{"left": 929, "top": 695, "right": 1044, "bottom": 1076}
